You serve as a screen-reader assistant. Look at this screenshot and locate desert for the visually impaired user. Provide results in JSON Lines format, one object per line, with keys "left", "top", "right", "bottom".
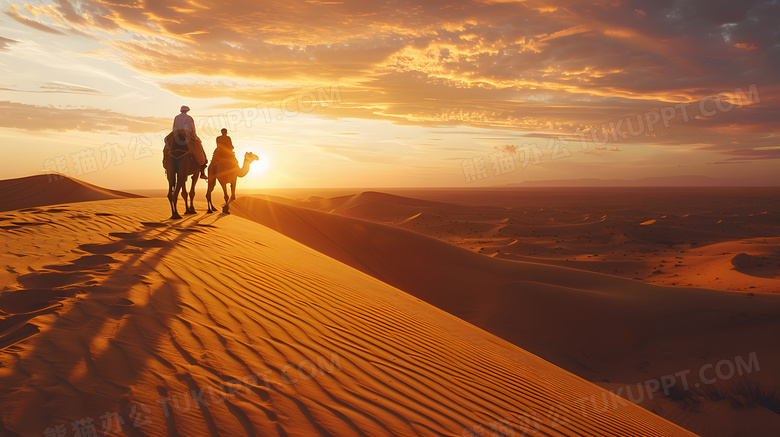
{"left": 2, "top": 1, "right": 778, "bottom": 435}
{"left": 0, "top": 175, "right": 778, "bottom": 436}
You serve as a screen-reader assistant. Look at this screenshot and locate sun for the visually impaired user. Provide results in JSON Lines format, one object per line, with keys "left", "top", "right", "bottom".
{"left": 239, "top": 149, "right": 273, "bottom": 187}
{"left": 253, "top": 151, "right": 272, "bottom": 176}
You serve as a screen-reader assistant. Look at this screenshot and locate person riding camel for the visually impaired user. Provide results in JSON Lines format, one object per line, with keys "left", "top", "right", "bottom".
{"left": 166, "top": 105, "right": 208, "bottom": 179}
{"left": 208, "top": 128, "right": 240, "bottom": 179}
{"left": 213, "top": 128, "right": 235, "bottom": 162}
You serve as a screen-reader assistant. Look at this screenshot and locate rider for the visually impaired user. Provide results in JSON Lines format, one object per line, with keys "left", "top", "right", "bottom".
{"left": 215, "top": 128, "right": 234, "bottom": 154}
{"left": 211, "top": 128, "right": 239, "bottom": 171}
{"left": 170, "top": 105, "right": 208, "bottom": 179}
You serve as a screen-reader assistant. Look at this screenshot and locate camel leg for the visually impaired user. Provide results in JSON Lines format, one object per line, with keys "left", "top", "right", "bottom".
{"left": 167, "top": 163, "right": 183, "bottom": 220}
{"left": 205, "top": 180, "right": 215, "bottom": 213}
{"left": 229, "top": 180, "right": 237, "bottom": 203}
{"left": 221, "top": 180, "right": 230, "bottom": 214}
{"left": 185, "top": 174, "right": 197, "bottom": 214}
{"left": 170, "top": 178, "right": 183, "bottom": 220}
{"left": 167, "top": 181, "right": 179, "bottom": 220}
{"left": 180, "top": 183, "right": 188, "bottom": 213}
{"left": 223, "top": 181, "right": 237, "bottom": 214}
{"left": 175, "top": 161, "right": 191, "bottom": 218}
{"left": 190, "top": 176, "right": 197, "bottom": 213}
{"left": 166, "top": 170, "right": 175, "bottom": 217}
{"left": 206, "top": 165, "right": 217, "bottom": 213}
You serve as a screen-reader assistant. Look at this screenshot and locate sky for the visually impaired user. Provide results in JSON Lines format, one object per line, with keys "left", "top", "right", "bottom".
{"left": 0, "top": 0, "right": 778, "bottom": 189}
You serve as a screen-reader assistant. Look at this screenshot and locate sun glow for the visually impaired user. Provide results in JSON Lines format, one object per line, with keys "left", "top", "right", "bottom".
{"left": 240, "top": 150, "right": 273, "bottom": 187}
{"left": 252, "top": 151, "right": 272, "bottom": 178}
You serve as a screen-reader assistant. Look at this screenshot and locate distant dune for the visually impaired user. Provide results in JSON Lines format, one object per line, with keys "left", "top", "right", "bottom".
{"left": 506, "top": 175, "right": 768, "bottom": 187}
{"left": 0, "top": 174, "right": 142, "bottom": 212}
{"left": 231, "top": 195, "right": 780, "bottom": 377}
{"left": 280, "top": 188, "right": 780, "bottom": 294}
{"left": 0, "top": 194, "right": 695, "bottom": 436}
{"left": 231, "top": 194, "right": 780, "bottom": 437}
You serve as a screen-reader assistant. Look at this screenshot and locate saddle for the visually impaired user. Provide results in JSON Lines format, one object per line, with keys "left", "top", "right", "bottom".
{"left": 163, "top": 130, "right": 202, "bottom": 167}
{"left": 209, "top": 146, "right": 239, "bottom": 173}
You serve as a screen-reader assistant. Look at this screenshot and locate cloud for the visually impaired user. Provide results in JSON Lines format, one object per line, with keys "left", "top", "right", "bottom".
{"left": 0, "top": 36, "right": 20, "bottom": 51}
{"left": 0, "top": 82, "right": 103, "bottom": 95}
{"left": 10, "top": 0, "right": 780, "bottom": 93}
{"left": 164, "top": 72, "right": 779, "bottom": 162}
{"left": 39, "top": 81, "right": 102, "bottom": 94}
{"left": 720, "top": 147, "right": 780, "bottom": 160}
{"left": 5, "top": 8, "right": 66, "bottom": 35}
{"left": 4, "top": 0, "right": 779, "bottom": 162}
{"left": 0, "top": 101, "right": 167, "bottom": 133}
{"left": 493, "top": 144, "right": 518, "bottom": 154}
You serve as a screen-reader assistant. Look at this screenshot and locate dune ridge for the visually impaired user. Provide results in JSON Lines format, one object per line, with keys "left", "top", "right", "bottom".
{"left": 0, "top": 197, "right": 696, "bottom": 436}
{"left": 230, "top": 195, "right": 780, "bottom": 436}
{"left": 230, "top": 196, "right": 780, "bottom": 373}
{"left": 0, "top": 174, "right": 142, "bottom": 212}
{"left": 274, "top": 188, "right": 780, "bottom": 293}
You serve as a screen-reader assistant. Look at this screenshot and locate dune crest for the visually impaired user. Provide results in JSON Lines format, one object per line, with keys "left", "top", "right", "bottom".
{"left": 0, "top": 174, "right": 142, "bottom": 212}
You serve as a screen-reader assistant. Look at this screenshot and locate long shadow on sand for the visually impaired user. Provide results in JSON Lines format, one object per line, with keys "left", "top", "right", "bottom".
{"left": 0, "top": 210, "right": 225, "bottom": 435}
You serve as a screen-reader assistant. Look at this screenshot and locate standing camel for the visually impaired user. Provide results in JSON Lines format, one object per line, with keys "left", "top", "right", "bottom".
{"left": 163, "top": 131, "right": 203, "bottom": 219}
{"left": 206, "top": 151, "right": 259, "bottom": 214}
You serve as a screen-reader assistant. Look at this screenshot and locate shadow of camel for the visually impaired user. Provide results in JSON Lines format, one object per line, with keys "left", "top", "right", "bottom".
{"left": 0, "top": 209, "right": 223, "bottom": 435}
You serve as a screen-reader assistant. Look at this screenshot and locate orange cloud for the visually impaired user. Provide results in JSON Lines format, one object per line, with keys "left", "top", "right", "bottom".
{"left": 5, "top": 7, "right": 66, "bottom": 35}
{"left": 734, "top": 43, "right": 758, "bottom": 50}
{"left": 4, "top": 0, "right": 779, "bottom": 162}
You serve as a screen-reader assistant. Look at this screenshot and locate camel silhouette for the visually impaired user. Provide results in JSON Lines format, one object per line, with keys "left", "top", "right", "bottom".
{"left": 206, "top": 150, "right": 258, "bottom": 214}
{"left": 163, "top": 130, "right": 203, "bottom": 219}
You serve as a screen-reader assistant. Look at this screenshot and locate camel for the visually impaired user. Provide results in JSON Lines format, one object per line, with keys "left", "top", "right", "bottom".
{"left": 206, "top": 150, "right": 259, "bottom": 214}
{"left": 163, "top": 131, "right": 203, "bottom": 219}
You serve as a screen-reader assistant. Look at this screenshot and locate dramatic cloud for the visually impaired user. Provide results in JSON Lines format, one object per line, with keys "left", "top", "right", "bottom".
{"left": 13, "top": 0, "right": 778, "bottom": 87}
{"left": 5, "top": 0, "right": 780, "bottom": 161}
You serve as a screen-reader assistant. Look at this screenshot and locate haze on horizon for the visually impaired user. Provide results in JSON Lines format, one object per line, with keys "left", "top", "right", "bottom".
{"left": 0, "top": 0, "right": 778, "bottom": 189}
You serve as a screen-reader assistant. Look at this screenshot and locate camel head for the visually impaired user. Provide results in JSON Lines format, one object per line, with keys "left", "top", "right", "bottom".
{"left": 236, "top": 152, "right": 259, "bottom": 178}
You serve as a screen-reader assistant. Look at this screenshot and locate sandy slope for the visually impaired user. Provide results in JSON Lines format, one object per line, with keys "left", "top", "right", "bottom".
{"left": 230, "top": 195, "right": 780, "bottom": 437}
{"left": 0, "top": 197, "right": 695, "bottom": 436}
{"left": 0, "top": 174, "right": 143, "bottom": 212}
{"left": 264, "top": 189, "right": 780, "bottom": 294}
{"left": 230, "top": 196, "right": 780, "bottom": 376}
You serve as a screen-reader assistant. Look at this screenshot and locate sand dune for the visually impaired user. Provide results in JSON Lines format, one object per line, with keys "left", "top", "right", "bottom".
{"left": 250, "top": 191, "right": 475, "bottom": 224}
{"left": 0, "top": 196, "right": 696, "bottom": 436}
{"left": 280, "top": 188, "right": 780, "bottom": 293}
{"left": 230, "top": 196, "right": 780, "bottom": 377}
{"left": 230, "top": 195, "right": 780, "bottom": 437}
{"left": 0, "top": 174, "right": 142, "bottom": 212}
